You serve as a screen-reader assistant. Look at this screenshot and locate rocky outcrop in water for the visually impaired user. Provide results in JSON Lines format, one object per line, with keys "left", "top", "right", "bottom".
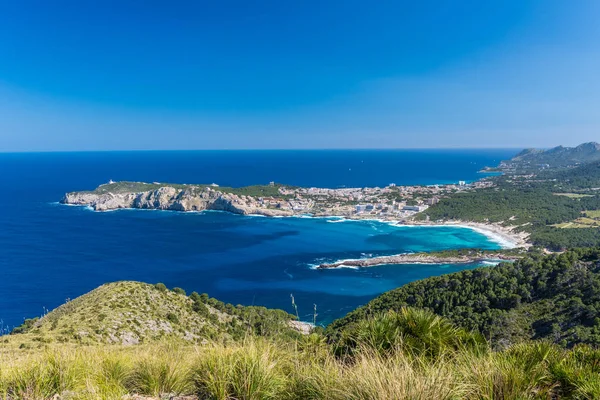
{"left": 61, "top": 185, "right": 294, "bottom": 216}
{"left": 316, "top": 252, "right": 520, "bottom": 269}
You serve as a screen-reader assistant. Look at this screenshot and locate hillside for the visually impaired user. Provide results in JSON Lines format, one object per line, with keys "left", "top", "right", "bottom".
{"left": 420, "top": 160, "right": 600, "bottom": 250}
{"left": 3, "top": 289, "right": 600, "bottom": 399}
{"left": 539, "top": 160, "right": 600, "bottom": 191}
{"left": 499, "top": 142, "right": 600, "bottom": 172}
{"left": 5, "top": 259, "right": 600, "bottom": 398}
{"left": 327, "top": 248, "right": 600, "bottom": 349}
{"left": 7, "top": 281, "right": 298, "bottom": 347}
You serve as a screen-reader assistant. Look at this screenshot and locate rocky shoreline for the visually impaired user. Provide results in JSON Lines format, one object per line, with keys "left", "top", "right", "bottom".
{"left": 61, "top": 182, "right": 529, "bottom": 250}
{"left": 316, "top": 252, "right": 520, "bottom": 269}
{"left": 61, "top": 185, "right": 295, "bottom": 217}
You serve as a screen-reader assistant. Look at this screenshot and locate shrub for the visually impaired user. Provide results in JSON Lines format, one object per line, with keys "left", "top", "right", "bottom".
{"left": 166, "top": 313, "right": 179, "bottom": 324}
{"left": 335, "top": 308, "right": 486, "bottom": 358}
{"left": 173, "top": 287, "right": 186, "bottom": 296}
{"left": 11, "top": 318, "right": 39, "bottom": 334}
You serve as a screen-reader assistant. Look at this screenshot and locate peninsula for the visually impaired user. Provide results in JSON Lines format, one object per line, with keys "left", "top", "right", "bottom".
{"left": 61, "top": 144, "right": 600, "bottom": 253}
{"left": 61, "top": 179, "right": 524, "bottom": 248}
{"left": 61, "top": 179, "right": 489, "bottom": 218}
{"left": 316, "top": 250, "right": 522, "bottom": 269}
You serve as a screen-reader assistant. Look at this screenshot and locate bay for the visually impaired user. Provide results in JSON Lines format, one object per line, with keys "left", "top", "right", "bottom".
{"left": 0, "top": 149, "right": 517, "bottom": 329}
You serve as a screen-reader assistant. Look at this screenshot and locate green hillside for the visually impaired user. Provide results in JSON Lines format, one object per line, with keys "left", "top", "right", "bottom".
{"left": 7, "top": 281, "right": 297, "bottom": 348}
{"left": 327, "top": 248, "right": 600, "bottom": 349}
{"left": 5, "top": 260, "right": 600, "bottom": 398}
{"left": 4, "top": 306, "right": 600, "bottom": 399}
{"left": 80, "top": 181, "right": 292, "bottom": 198}
{"left": 501, "top": 142, "right": 600, "bottom": 171}
{"left": 420, "top": 161, "right": 600, "bottom": 250}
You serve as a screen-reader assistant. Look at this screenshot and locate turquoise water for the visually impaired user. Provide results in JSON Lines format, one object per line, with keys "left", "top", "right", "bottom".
{"left": 0, "top": 149, "right": 516, "bottom": 329}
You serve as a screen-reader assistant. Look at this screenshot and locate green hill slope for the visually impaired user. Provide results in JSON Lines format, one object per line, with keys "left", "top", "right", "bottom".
{"left": 420, "top": 160, "right": 600, "bottom": 250}
{"left": 327, "top": 248, "right": 600, "bottom": 348}
{"left": 501, "top": 142, "right": 600, "bottom": 171}
{"left": 8, "top": 281, "right": 298, "bottom": 347}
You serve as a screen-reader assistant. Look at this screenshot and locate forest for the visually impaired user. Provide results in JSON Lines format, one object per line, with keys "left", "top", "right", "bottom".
{"left": 327, "top": 248, "right": 600, "bottom": 349}
{"left": 420, "top": 161, "right": 600, "bottom": 250}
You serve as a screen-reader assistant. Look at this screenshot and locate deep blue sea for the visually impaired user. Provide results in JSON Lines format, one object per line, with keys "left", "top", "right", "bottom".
{"left": 0, "top": 149, "right": 519, "bottom": 330}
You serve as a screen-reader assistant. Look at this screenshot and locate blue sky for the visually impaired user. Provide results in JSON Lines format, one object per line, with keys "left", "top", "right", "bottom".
{"left": 1, "top": 1, "right": 599, "bottom": 151}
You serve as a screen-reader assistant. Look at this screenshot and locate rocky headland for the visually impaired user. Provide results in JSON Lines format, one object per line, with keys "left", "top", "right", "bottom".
{"left": 61, "top": 183, "right": 294, "bottom": 217}
{"left": 61, "top": 181, "right": 529, "bottom": 250}
{"left": 316, "top": 251, "right": 521, "bottom": 269}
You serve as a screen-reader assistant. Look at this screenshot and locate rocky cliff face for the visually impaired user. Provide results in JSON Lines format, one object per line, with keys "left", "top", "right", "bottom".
{"left": 61, "top": 185, "right": 294, "bottom": 216}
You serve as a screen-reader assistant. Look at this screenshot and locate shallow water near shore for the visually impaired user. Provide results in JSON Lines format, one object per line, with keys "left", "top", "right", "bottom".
{"left": 0, "top": 149, "right": 516, "bottom": 328}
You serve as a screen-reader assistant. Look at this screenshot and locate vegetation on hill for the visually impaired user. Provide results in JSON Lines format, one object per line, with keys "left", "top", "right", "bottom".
{"left": 539, "top": 160, "right": 600, "bottom": 192}
{"left": 83, "top": 181, "right": 293, "bottom": 198}
{"left": 501, "top": 142, "right": 600, "bottom": 171}
{"left": 83, "top": 181, "right": 193, "bottom": 194}
{"left": 328, "top": 248, "right": 600, "bottom": 349}
{"left": 528, "top": 226, "right": 600, "bottom": 250}
{"left": 10, "top": 144, "right": 600, "bottom": 398}
{"left": 3, "top": 310, "right": 600, "bottom": 399}
{"left": 419, "top": 161, "right": 600, "bottom": 250}
{"left": 420, "top": 187, "right": 599, "bottom": 226}
{"left": 6, "top": 251, "right": 600, "bottom": 398}
{"left": 9, "top": 281, "right": 297, "bottom": 347}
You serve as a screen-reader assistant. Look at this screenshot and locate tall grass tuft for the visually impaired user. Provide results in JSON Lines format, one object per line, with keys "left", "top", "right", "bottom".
{"left": 337, "top": 348, "right": 466, "bottom": 400}
{"left": 194, "top": 339, "right": 288, "bottom": 400}
{"left": 127, "top": 345, "right": 194, "bottom": 397}
{"left": 288, "top": 356, "right": 341, "bottom": 400}
{"left": 2, "top": 350, "right": 83, "bottom": 399}
{"left": 85, "top": 351, "right": 132, "bottom": 399}
{"left": 457, "top": 347, "right": 557, "bottom": 399}
{"left": 194, "top": 344, "right": 235, "bottom": 400}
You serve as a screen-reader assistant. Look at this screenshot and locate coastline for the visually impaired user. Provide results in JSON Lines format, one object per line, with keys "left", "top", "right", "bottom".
{"left": 60, "top": 201, "right": 528, "bottom": 249}
{"left": 291, "top": 214, "right": 527, "bottom": 249}
{"left": 394, "top": 220, "right": 529, "bottom": 249}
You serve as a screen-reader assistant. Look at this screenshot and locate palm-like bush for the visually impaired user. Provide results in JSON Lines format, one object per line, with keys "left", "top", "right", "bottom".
{"left": 337, "top": 307, "right": 486, "bottom": 358}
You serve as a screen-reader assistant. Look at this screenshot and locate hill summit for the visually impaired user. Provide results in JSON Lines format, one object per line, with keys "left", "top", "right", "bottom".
{"left": 501, "top": 142, "right": 600, "bottom": 171}
{"left": 9, "top": 281, "right": 299, "bottom": 347}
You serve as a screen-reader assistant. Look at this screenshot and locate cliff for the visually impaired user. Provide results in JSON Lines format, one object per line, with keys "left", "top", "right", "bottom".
{"left": 61, "top": 182, "right": 294, "bottom": 216}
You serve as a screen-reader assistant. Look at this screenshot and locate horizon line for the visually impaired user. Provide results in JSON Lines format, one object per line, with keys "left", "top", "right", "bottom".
{"left": 0, "top": 147, "right": 528, "bottom": 154}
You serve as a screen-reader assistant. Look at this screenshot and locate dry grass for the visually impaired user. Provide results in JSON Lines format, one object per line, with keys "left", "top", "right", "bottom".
{"left": 583, "top": 210, "right": 600, "bottom": 218}
{"left": 2, "top": 338, "right": 600, "bottom": 399}
{"left": 553, "top": 193, "right": 594, "bottom": 199}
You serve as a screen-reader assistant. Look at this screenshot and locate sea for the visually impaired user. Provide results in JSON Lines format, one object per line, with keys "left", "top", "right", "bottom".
{"left": 0, "top": 149, "right": 519, "bottom": 330}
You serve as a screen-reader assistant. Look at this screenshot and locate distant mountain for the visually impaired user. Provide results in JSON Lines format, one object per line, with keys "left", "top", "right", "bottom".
{"left": 500, "top": 142, "right": 600, "bottom": 171}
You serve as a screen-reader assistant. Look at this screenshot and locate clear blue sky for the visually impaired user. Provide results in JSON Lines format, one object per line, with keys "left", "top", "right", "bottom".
{"left": 1, "top": 1, "right": 599, "bottom": 151}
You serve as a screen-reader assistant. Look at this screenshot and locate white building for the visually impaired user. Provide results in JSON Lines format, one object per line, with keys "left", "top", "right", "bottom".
{"left": 402, "top": 205, "right": 429, "bottom": 212}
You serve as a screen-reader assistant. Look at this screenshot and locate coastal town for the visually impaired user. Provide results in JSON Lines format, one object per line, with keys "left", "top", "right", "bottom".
{"left": 62, "top": 178, "right": 496, "bottom": 221}
{"left": 259, "top": 179, "right": 495, "bottom": 220}
{"left": 61, "top": 177, "right": 527, "bottom": 248}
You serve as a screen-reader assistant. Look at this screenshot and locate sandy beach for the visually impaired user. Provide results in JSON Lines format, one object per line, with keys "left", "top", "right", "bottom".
{"left": 394, "top": 220, "right": 530, "bottom": 249}
{"left": 313, "top": 214, "right": 530, "bottom": 249}
{"left": 305, "top": 213, "right": 530, "bottom": 249}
